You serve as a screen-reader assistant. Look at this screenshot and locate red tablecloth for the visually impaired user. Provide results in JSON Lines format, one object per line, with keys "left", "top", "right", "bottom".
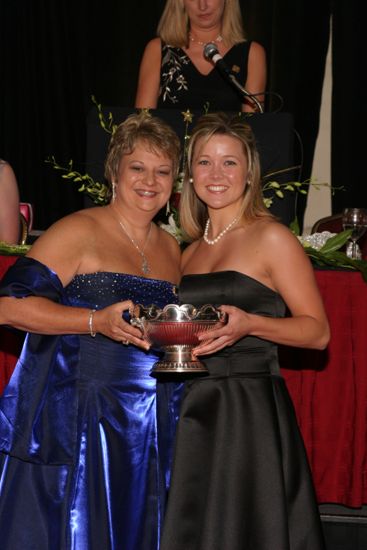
{"left": 281, "top": 269, "right": 367, "bottom": 507}
{"left": 0, "top": 255, "right": 23, "bottom": 394}
{"left": 0, "top": 257, "right": 366, "bottom": 507}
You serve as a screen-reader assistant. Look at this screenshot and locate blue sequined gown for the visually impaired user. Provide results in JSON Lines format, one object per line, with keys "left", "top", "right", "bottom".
{"left": 0, "top": 257, "right": 182, "bottom": 550}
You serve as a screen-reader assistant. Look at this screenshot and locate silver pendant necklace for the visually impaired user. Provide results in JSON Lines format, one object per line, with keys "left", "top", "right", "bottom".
{"left": 203, "top": 216, "right": 240, "bottom": 245}
{"left": 118, "top": 219, "right": 152, "bottom": 275}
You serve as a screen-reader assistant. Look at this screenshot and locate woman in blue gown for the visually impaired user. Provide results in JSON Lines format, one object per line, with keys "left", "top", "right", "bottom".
{"left": 0, "top": 112, "right": 182, "bottom": 549}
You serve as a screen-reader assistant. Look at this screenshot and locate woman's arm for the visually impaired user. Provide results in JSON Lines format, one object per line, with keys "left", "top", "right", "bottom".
{"left": 242, "top": 41, "right": 267, "bottom": 113}
{"left": 0, "top": 162, "right": 20, "bottom": 244}
{"left": 0, "top": 295, "right": 147, "bottom": 346}
{"left": 193, "top": 225, "right": 330, "bottom": 355}
{"left": 135, "top": 38, "right": 162, "bottom": 109}
{"left": 0, "top": 211, "right": 149, "bottom": 347}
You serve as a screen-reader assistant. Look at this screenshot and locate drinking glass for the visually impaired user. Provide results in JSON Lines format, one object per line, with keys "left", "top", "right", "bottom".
{"left": 342, "top": 208, "right": 367, "bottom": 259}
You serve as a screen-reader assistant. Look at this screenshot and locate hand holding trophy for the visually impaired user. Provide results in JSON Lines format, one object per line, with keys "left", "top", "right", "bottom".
{"left": 131, "top": 303, "right": 228, "bottom": 374}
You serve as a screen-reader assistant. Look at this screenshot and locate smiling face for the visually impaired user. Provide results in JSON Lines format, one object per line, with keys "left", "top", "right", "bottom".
{"left": 115, "top": 140, "right": 174, "bottom": 216}
{"left": 183, "top": 0, "right": 225, "bottom": 31}
{"left": 191, "top": 134, "right": 249, "bottom": 214}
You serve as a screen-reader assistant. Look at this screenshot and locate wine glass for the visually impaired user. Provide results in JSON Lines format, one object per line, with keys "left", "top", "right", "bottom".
{"left": 342, "top": 208, "right": 367, "bottom": 259}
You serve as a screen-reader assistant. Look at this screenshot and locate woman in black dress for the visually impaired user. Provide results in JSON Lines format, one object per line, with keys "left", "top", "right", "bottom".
{"left": 135, "top": 0, "right": 266, "bottom": 112}
{"left": 160, "top": 112, "right": 329, "bottom": 550}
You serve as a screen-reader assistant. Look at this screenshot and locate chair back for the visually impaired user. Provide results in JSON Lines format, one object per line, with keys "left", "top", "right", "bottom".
{"left": 19, "top": 202, "right": 33, "bottom": 232}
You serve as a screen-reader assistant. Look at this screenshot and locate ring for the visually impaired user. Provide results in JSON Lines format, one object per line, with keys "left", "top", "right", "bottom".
{"left": 122, "top": 339, "right": 129, "bottom": 346}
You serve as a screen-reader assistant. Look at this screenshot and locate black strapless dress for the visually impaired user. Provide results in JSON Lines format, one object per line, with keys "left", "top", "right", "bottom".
{"left": 160, "top": 271, "right": 325, "bottom": 550}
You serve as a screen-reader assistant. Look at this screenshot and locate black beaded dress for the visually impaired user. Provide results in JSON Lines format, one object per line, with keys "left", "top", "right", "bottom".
{"left": 157, "top": 41, "right": 251, "bottom": 111}
{"left": 160, "top": 271, "right": 325, "bottom": 550}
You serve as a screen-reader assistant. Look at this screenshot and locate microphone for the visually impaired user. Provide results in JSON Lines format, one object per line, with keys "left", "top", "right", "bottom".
{"left": 203, "top": 42, "right": 264, "bottom": 113}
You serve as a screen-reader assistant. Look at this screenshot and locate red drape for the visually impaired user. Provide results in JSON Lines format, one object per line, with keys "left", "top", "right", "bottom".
{"left": 0, "top": 256, "right": 22, "bottom": 394}
{"left": 281, "top": 270, "right": 367, "bottom": 507}
{"left": 0, "top": 258, "right": 366, "bottom": 506}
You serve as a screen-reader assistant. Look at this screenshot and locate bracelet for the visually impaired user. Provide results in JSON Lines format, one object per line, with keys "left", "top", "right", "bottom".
{"left": 88, "top": 309, "right": 97, "bottom": 337}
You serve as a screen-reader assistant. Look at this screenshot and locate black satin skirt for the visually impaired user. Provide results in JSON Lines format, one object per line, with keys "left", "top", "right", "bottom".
{"left": 160, "top": 350, "right": 325, "bottom": 550}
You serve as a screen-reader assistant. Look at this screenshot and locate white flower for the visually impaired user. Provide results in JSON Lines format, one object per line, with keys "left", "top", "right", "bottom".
{"left": 297, "top": 231, "right": 336, "bottom": 250}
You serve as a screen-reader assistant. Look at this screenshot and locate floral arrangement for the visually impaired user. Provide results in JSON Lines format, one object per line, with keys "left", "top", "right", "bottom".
{"left": 43, "top": 98, "right": 367, "bottom": 280}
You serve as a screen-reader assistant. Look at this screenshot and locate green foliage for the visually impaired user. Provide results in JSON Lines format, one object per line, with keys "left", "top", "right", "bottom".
{"left": 44, "top": 98, "right": 367, "bottom": 282}
{"left": 303, "top": 230, "right": 367, "bottom": 282}
{"left": 45, "top": 156, "right": 110, "bottom": 205}
{"left": 0, "top": 242, "right": 31, "bottom": 255}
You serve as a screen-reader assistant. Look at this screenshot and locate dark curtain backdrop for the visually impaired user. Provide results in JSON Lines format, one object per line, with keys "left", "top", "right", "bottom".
{"left": 0, "top": 0, "right": 365, "bottom": 230}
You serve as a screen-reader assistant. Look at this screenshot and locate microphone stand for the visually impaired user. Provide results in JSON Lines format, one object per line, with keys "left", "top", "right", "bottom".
{"left": 203, "top": 42, "right": 264, "bottom": 113}
{"left": 226, "top": 74, "right": 264, "bottom": 114}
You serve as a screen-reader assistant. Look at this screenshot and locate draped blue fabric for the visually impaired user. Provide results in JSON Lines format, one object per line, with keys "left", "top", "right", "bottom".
{"left": 0, "top": 257, "right": 182, "bottom": 550}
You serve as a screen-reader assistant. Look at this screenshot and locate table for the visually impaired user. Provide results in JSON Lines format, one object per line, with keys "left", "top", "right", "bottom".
{"left": 281, "top": 269, "right": 367, "bottom": 508}
{"left": 0, "top": 255, "right": 23, "bottom": 394}
{"left": 0, "top": 256, "right": 366, "bottom": 507}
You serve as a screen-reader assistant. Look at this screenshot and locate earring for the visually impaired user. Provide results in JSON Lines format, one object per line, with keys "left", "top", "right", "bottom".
{"left": 112, "top": 182, "right": 116, "bottom": 202}
{"left": 189, "top": 177, "right": 194, "bottom": 184}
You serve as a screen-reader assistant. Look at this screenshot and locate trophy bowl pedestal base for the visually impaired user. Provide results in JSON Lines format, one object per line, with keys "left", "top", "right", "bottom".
{"left": 151, "top": 345, "right": 208, "bottom": 374}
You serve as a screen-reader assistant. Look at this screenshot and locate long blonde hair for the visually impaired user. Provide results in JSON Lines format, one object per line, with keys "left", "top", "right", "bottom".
{"left": 180, "top": 112, "right": 272, "bottom": 241}
{"left": 157, "top": 0, "right": 246, "bottom": 48}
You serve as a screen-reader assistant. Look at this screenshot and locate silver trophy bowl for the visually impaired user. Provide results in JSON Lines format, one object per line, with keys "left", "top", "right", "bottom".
{"left": 131, "top": 303, "right": 227, "bottom": 374}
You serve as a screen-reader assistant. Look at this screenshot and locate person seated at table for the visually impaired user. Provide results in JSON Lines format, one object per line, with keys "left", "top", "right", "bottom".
{"left": 160, "top": 112, "right": 330, "bottom": 550}
{"left": 135, "top": 0, "right": 266, "bottom": 112}
{"left": 0, "top": 112, "right": 183, "bottom": 550}
{"left": 0, "top": 160, "right": 20, "bottom": 244}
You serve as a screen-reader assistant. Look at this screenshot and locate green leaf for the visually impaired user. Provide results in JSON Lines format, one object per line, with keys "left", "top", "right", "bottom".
{"left": 305, "top": 248, "right": 367, "bottom": 282}
{"left": 319, "top": 229, "right": 352, "bottom": 254}
{"left": 269, "top": 181, "right": 280, "bottom": 189}
{"left": 290, "top": 217, "right": 300, "bottom": 235}
{"left": 0, "top": 242, "right": 31, "bottom": 255}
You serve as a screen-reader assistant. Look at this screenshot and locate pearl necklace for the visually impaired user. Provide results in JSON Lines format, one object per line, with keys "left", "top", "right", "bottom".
{"left": 203, "top": 216, "right": 240, "bottom": 245}
{"left": 118, "top": 219, "right": 152, "bottom": 275}
{"left": 189, "top": 33, "right": 223, "bottom": 46}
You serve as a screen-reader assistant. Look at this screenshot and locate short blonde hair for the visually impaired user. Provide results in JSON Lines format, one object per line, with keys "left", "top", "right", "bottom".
{"left": 180, "top": 112, "right": 272, "bottom": 241}
{"left": 104, "top": 112, "right": 181, "bottom": 193}
{"left": 157, "top": 0, "right": 246, "bottom": 48}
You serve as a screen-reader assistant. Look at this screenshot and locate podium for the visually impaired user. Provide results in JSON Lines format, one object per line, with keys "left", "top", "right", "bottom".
{"left": 86, "top": 108, "right": 298, "bottom": 226}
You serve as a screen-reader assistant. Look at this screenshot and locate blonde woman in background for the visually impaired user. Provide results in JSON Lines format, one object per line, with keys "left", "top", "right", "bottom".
{"left": 135, "top": 0, "right": 266, "bottom": 112}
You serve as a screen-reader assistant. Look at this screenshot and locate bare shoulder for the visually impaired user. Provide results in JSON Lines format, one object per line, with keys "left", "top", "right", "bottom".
{"left": 254, "top": 219, "right": 316, "bottom": 291}
{"left": 142, "top": 37, "right": 161, "bottom": 60}
{"left": 158, "top": 226, "right": 181, "bottom": 258}
{"left": 31, "top": 208, "right": 100, "bottom": 249}
{"left": 248, "top": 40, "right": 266, "bottom": 60}
{"left": 27, "top": 207, "right": 105, "bottom": 282}
{"left": 0, "top": 162, "right": 18, "bottom": 188}
{"left": 256, "top": 219, "right": 304, "bottom": 254}
{"left": 181, "top": 240, "right": 200, "bottom": 270}
{"left": 256, "top": 218, "right": 295, "bottom": 239}
{"left": 135, "top": 38, "right": 162, "bottom": 108}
